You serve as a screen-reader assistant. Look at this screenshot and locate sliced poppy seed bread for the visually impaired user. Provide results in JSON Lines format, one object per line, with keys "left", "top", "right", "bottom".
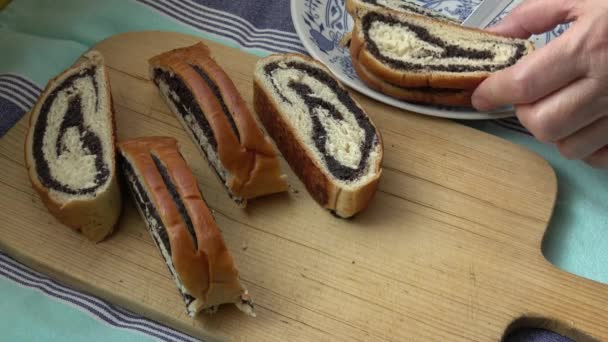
{"left": 118, "top": 137, "right": 254, "bottom": 317}
{"left": 25, "top": 50, "right": 122, "bottom": 242}
{"left": 149, "top": 43, "right": 288, "bottom": 207}
{"left": 254, "top": 54, "right": 383, "bottom": 218}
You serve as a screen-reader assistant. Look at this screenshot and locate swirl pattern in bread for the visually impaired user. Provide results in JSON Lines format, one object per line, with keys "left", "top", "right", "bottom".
{"left": 352, "top": 10, "right": 535, "bottom": 89}
{"left": 254, "top": 54, "right": 383, "bottom": 218}
{"left": 25, "top": 51, "right": 122, "bottom": 242}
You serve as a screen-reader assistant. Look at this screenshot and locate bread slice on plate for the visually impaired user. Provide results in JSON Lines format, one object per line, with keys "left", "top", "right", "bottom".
{"left": 25, "top": 50, "right": 122, "bottom": 243}
{"left": 351, "top": 9, "right": 535, "bottom": 89}
{"left": 118, "top": 137, "right": 254, "bottom": 317}
{"left": 253, "top": 54, "right": 383, "bottom": 218}
{"left": 351, "top": 50, "right": 473, "bottom": 106}
{"left": 149, "top": 43, "right": 288, "bottom": 207}
{"left": 346, "top": 0, "right": 458, "bottom": 23}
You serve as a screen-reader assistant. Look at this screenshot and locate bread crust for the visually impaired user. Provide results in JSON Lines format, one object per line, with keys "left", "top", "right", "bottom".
{"left": 118, "top": 137, "right": 248, "bottom": 315}
{"left": 24, "top": 50, "right": 122, "bottom": 243}
{"left": 351, "top": 50, "right": 473, "bottom": 106}
{"left": 253, "top": 54, "right": 383, "bottom": 218}
{"left": 345, "top": 0, "right": 458, "bottom": 23}
{"left": 352, "top": 9, "right": 534, "bottom": 89}
{"left": 148, "top": 43, "right": 288, "bottom": 204}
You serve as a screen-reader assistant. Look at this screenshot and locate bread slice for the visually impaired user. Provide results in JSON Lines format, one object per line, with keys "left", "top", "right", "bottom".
{"left": 346, "top": 0, "right": 458, "bottom": 23}
{"left": 351, "top": 48, "right": 473, "bottom": 106}
{"left": 118, "top": 137, "right": 254, "bottom": 317}
{"left": 24, "top": 51, "right": 122, "bottom": 243}
{"left": 149, "top": 43, "right": 288, "bottom": 207}
{"left": 253, "top": 54, "right": 383, "bottom": 218}
{"left": 352, "top": 9, "right": 534, "bottom": 89}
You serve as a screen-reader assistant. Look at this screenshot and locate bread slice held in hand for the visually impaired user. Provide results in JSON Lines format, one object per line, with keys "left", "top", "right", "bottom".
{"left": 118, "top": 137, "right": 254, "bottom": 317}
{"left": 149, "top": 43, "right": 288, "bottom": 207}
{"left": 351, "top": 9, "right": 535, "bottom": 89}
{"left": 346, "top": 0, "right": 458, "bottom": 23}
{"left": 254, "top": 54, "right": 383, "bottom": 218}
{"left": 25, "top": 51, "right": 122, "bottom": 243}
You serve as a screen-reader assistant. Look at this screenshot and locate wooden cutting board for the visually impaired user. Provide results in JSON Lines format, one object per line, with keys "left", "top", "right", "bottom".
{"left": 1, "top": 31, "right": 606, "bottom": 341}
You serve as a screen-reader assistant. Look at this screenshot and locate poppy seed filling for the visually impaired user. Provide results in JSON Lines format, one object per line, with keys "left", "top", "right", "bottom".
{"left": 189, "top": 64, "right": 240, "bottom": 141}
{"left": 263, "top": 61, "right": 378, "bottom": 181}
{"left": 362, "top": 12, "right": 527, "bottom": 72}
{"left": 120, "top": 156, "right": 195, "bottom": 307}
{"left": 153, "top": 68, "right": 244, "bottom": 204}
{"left": 151, "top": 154, "right": 198, "bottom": 251}
{"left": 153, "top": 69, "right": 218, "bottom": 150}
{"left": 33, "top": 67, "right": 109, "bottom": 195}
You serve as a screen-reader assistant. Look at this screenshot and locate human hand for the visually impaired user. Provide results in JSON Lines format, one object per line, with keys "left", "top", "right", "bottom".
{"left": 472, "top": 0, "right": 608, "bottom": 168}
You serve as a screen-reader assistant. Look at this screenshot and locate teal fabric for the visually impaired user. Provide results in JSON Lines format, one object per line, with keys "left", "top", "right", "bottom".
{"left": 0, "top": 0, "right": 606, "bottom": 341}
{"left": 0, "top": 276, "right": 156, "bottom": 342}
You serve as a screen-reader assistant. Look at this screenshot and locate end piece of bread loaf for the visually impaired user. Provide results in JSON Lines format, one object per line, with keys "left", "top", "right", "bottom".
{"left": 352, "top": 9, "right": 534, "bottom": 89}
{"left": 25, "top": 50, "right": 122, "bottom": 243}
{"left": 253, "top": 54, "right": 383, "bottom": 218}
{"left": 149, "top": 42, "right": 288, "bottom": 207}
{"left": 346, "top": 0, "right": 458, "bottom": 23}
{"left": 118, "top": 137, "right": 254, "bottom": 317}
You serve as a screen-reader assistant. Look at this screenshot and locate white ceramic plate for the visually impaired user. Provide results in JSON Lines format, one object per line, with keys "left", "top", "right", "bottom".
{"left": 290, "top": 0, "right": 569, "bottom": 120}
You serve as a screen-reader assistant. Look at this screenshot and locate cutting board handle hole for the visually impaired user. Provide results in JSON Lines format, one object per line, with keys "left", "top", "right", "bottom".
{"left": 502, "top": 316, "right": 600, "bottom": 342}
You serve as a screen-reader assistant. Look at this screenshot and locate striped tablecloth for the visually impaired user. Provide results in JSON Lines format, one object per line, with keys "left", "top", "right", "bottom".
{"left": 0, "top": 1, "right": 604, "bottom": 341}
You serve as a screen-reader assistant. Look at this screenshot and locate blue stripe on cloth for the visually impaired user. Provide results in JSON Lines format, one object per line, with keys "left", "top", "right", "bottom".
{"left": 0, "top": 78, "right": 40, "bottom": 102}
{"left": 0, "top": 252, "right": 200, "bottom": 342}
{"left": 186, "top": 0, "right": 296, "bottom": 35}
{"left": 136, "top": 0, "right": 307, "bottom": 54}
{"left": 158, "top": 0, "right": 301, "bottom": 43}
{"left": 0, "top": 73, "right": 42, "bottom": 135}
{"left": 0, "top": 88, "right": 31, "bottom": 111}
{"left": 0, "top": 95, "right": 26, "bottom": 135}
{"left": 0, "top": 73, "right": 43, "bottom": 95}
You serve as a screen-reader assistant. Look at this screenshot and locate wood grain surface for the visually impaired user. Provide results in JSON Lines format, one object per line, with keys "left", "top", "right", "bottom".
{"left": 1, "top": 31, "right": 607, "bottom": 341}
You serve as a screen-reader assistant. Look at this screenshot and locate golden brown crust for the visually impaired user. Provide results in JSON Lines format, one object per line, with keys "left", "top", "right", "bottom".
{"left": 24, "top": 50, "right": 122, "bottom": 243}
{"left": 254, "top": 53, "right": 383, "bottom": 218}
{"left": 352, "top": 9, "right": 534, "bottom": 89}
{"left": 345, "top": 0, "right": 459, "bottom": 23}
{"left": 345, "top": 0, "right": 359, "bottom": 16}
{"left": 148, "top": 43, "right": 288, "bottom": 204}
{"left": 351, "top": 50, "right": 474, "bottom": 106}
{"left": 118, "top": 137, "right": 247, "bottom": 313}
{"left": 254, "top": 81, "right": 332, "bottom": 207}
